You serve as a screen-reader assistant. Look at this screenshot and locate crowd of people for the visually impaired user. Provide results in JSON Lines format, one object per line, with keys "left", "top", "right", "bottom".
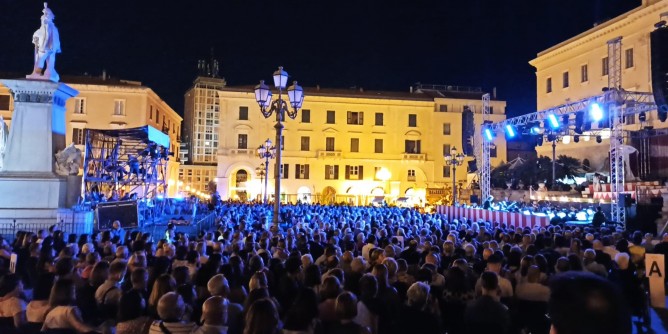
{"left": 0, "top": 202, "right": 659, "bottom": 334}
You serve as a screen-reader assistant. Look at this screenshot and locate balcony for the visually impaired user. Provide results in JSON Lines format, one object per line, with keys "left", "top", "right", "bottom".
{"left": 318, "top": 150, "right": 342, "bottom": 159}
{"left": 402, "top": 153, "right": 425, "bottom": 161}
{"left": 229, "top": 148, "right": 254, "bottom": 155}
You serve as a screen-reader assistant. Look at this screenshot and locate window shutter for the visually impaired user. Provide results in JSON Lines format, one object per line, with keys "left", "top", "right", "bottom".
{"left": 284, "top": 164, "right": 289, "bottom": 179}
{"left": 360, "top": 112, "right": 364, "bottom": 125}
{"left": 417, "top": 140, "right": 421, "bottom": 153}
{"left": 334, "top": 165, "right": 339, "bottom": 179}
{"left": 359, "top": 165, "right": 364, "bottom": 179}
{"left": 295, "top": 164, "right": 300, "bottom": 179}
{"left": 305, "top": 165, "right": 310, "bottom": 179}
{"left": 345, "top": 165, "right": 350, "bottom": 180}
{"left": 347, "top": 111, "right": 352, "bottom": 124}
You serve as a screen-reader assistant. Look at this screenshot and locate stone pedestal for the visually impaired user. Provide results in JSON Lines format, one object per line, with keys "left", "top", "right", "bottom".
{"left": 0, "top": 79, "right": 79, "bottom": 232}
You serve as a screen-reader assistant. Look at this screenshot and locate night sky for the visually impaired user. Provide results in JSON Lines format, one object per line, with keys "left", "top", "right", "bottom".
{"left": 0, "top": 0, "right": 640, "bottom": 117}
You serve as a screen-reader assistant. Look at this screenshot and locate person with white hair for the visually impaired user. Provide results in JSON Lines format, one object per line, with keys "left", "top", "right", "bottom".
{"left": 608, "top": 252, "right": 644, "bottom": 317}
{"left": 394, "top": 282, "right": 441, "bottom": 334}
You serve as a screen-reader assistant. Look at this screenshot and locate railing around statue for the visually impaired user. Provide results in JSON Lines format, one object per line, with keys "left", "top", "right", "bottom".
{"left": 196, "top": 212, "right": 218, "bottom": 235}
{"left": 0, "top": 218, "right": 94, "bottom": 242}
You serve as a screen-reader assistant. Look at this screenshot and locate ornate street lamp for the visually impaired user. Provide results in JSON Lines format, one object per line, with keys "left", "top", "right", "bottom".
{"left": 256, "top": 138, "right": 275, "bottom": 205}
{"left": 254, "top": 67, "right": 304, "bottom": 226}
{"left": 444, "top": 146, "right": 466, "bottom": 204}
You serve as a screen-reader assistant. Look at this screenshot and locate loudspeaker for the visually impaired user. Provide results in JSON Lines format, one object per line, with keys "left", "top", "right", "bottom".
{"left": 651, "top": 26, "right": 668, "bottom": 119}
{"left": 617, "top": 193, "right": 633, "bottom": 208}
{"left": 470, "top": 194, "right": 479, "bottom": 204}
{"left": 96, "top": 200, "right": 139, "bottom": 230}
{"left": 462, "top": 107, "right": 475, "bottom": 156}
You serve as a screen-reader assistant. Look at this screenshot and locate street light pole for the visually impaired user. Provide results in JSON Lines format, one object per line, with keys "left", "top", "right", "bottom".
{"left": 445, "top": 146, "right": 466, "bottom": 204}
{"left": 254, "top": 67, "right": 304, "bottom": 227}
{"left": 256, "top": 139, "right": 275, "bottom": 205}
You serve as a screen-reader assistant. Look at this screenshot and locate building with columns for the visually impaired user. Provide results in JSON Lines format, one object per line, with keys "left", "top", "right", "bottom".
{"left": 214, "top": 84, "right": 507, "bottom": 205}
{"left": 0, "top": 74, "right": 183, "bottom": 197}
{"left": 529, "top": 0, "right": 668, "bottom": 172}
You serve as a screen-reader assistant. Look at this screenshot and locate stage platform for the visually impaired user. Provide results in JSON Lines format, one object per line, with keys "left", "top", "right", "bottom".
{"left": 436, "top": 206, "right": 550, "bottom": 228}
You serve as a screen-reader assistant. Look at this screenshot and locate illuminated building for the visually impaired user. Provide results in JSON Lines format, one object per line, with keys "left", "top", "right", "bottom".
{"left": 529, "top": 0, "right": 668, "bottom": 170}
{"left": 0, "top": 73, "right": 183, "bottom": 197}
{"left": 215, "top": 84, "right": 506, "bottom": 205}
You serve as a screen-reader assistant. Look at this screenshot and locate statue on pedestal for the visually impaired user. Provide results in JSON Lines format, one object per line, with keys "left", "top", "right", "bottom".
{"left": 27, "top": 3, "right": 61, "bottom": 82}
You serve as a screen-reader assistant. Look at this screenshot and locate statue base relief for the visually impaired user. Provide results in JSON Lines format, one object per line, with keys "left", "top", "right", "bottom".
{"left": 26, "top": 70, "right": 59, "bottom": 83}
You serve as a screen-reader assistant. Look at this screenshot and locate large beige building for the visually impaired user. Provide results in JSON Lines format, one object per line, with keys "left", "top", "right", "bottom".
{"left": 214, "top": 85, "right": 506, "bottom": 205}
{"left": 179, "top": 76, "right": 227, "bottom": 194}
{"left": 529, "top": 0, "right": 668, "bottom": 170}
{"left": 0, "top": 74, "right": 183, "bottom": 197}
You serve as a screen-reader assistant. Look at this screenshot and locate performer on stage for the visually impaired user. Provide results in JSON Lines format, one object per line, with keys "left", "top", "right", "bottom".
{"left": 482, "top": 196, "right": 494, "bottom": 210}
{"left": 592, "top": 206, "right": 606, "bottom": 228}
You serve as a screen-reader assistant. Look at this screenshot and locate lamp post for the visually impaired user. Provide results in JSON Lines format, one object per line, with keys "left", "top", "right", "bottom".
{"left": 256, "top": 138, "right": 275, "bottom": 204}
{"left": 254, "top": 67, "right": 304, "bottom": 227}
{"left": 444, "top": 146, "right": 466, "bottom": 204}
{"left": 255, "top": 164, "right": 265, "bottom": 202}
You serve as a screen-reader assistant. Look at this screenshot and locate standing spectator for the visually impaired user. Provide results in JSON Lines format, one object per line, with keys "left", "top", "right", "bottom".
{"left": 394, "top": 282, "right": 440, "bottom": 334}
{"left": 328, "top": 292, "right": 370, "bottom": 334}
{"left": 465, "top": 272, "right": 510, "bottom": 334}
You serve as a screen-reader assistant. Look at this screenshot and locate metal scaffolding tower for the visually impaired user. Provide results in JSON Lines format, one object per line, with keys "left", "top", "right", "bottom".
{"left": 479, "top": 93, "right": 492, "bottom": 201}
{"left": 607, "top": 37, "right": 626, "bottom": 226}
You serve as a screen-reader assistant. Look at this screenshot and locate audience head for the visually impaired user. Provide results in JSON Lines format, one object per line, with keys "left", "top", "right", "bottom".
{"left": 202, "top": 296, "right": 228, "bottom": 326}
{"left": 244, "top": 299, "right": 279, "bottom": 334}
{"left": 157, "top": 292, "right": 185, "bottom": 322}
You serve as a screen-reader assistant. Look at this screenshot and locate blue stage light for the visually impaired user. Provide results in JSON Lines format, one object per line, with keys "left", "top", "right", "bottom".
{"left": 557, "top": 212, "right": 567, "bottom": 218}
{"left": 505, "top": 124, "right": 516, "bottom": 138}
{"left": 590, "top": 103, "right": 604, "bottom": 121}
{"left": 484, "top": 128, "right": 494, "bottom": 141}
{"left": 530, "top": 126, "right": 542, "bottom": 135}
{"left": 547, "top": 114, "right": 560, "bottom": 129}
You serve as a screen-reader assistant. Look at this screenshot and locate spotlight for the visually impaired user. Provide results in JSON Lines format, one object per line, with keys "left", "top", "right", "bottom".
{"left": 505, "top": 124, "right": 516, "bottom": 138}
{"left": 574, "top": 135, "right": 580, "bottom": 143}
{"left": 596, "top": 135, "right": 602, "bottom": 143}
{"left": 547, "top": 114, "right": 560, "bottom": 129}
{"left": 639, "top": 112, "right": 647, "bottom": 122}
{"left": 484, "top": 128, "right": 494, "bottom": 141}
{"left": 574, "top": 112, "right": 584, "bottom": 134}
{"left": 530, "top": 126, "right": 543, "bottom": 135}
{"left": 547, "top": 133, "right": 557, "bottom": 142}
{"left": 590, "top": 103, "right": 604, "bottom": 121}
{"left": 562, "top": 135, "right": 571, "bottom": 144}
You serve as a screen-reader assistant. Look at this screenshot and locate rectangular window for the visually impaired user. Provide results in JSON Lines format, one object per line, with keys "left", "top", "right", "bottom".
{"left": 325, "top": 165, "right": 339, "bottom": 180}
{"left": 581, "top": 64, "right": 588, "bottom": 82}
{"left": 439, "top": 105, "right": 448, "bottom": 112}
{"left": 0, "top": 95, "right": 9, "bottom": 111}
{"left": 443, "top": 123, "right": 451, "bottom": 135}
{"left": 238, "top": 134, "right": 248, "bottom": 149}
{"left": 489, "top": 106, "right": 494, "bottom": 114}
{"left": 375, "top": 112, "right": 384, "bottom": 126}
{"left": 301, "top": 109, "right": 311, "bottom": 123}
{"left": 280, "top": 164, "right": 289, "bottom": 179}
{"left": 300, "top": 136, "right": 310, "bottom": 151}
{"left": 156, "top": 110, "right": 161, "bottom": 123}
{"left": 443, "top": 166, "right": 451, "bottom": 178}
{"left": 405, "top": 140, "right": 421, "bottom": 154}
{"left": 113, "top": 99, "right": 126, "bottom": 116}
{"left": 345, "top": 165, "right": 364, "bottom": 180}
{"left": 546, "top": 78, "right": 552, "bottom": 93}
{"left": 408, "top": 169, "right": 416, "bottom": 181}
{"left": 350, "top": 138, "right": 359, "bottom": 153}
{"left": 602, "top": 57, "right": 609, "bottom": 76}
{"left": 491, "top": 146, "right": 497, "bottom": 158}
{"left": 347, "top": 111, "right": 364, "bottom": 125}
{"left": 625, "top": 114, "right": 636, "bottom": 125}
{"left": 295, "top": 164, "right": 310, "bottom": 179}
{"left": 72, "top": 128, "right": 85, "bottom": 145}
{"left": 562, "top": 72, "right": 569, "bottom": 88}
{"left": 374, "top": 139, "right": 383, "bottom": 153}
{"left": 239, "top": 106, "right": 249, "bottom": 120}
{"left": 326, "top": 110, "right": 335, "bottom": 124}
{"left": 408, "top": 114, "right": 417, "bottom": 127}
{"left": 443, "top": 144, "right": 451, "bottom": 156}
{"left": 74, "top": 98, "right": 86, "bottom": 114}
{"left": 326, "top": 137, "right": 335, "bottom": 151}
{"left": 281, "top": 135, "right": 285, "bottom": 151}
{"left": 625, "top": 48, "right": 634, "bottom": 68}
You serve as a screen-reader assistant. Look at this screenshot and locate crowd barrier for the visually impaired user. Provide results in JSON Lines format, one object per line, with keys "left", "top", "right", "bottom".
{"left": 436, "top": 206, "right": 550, "bottom": 228}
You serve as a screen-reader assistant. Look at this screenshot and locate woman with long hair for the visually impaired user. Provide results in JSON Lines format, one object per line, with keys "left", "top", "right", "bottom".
{"left": 147, "top": 274, "right": 176, "bottom": 319}
{"left": 42, "top": 278, "right": 96, "bottom": 333}
{"left": 244, "top": 299, "right": 280, "bottom": 334}
{"left": 0, "top": 273, "right": 27, "bottom": 329}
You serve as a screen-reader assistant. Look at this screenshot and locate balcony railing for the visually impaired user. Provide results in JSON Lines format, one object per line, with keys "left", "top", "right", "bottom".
{"left": 407, "top": 175, "right": 416, "bottom": 181}
{"left": 318, "top": 150, "right": 342, "bottom": 159}
{"left": 402, "top": 153, "right": 425, "bottom": 161}
{"left": 229, "top": 148, "right": 254, "bottom": 155}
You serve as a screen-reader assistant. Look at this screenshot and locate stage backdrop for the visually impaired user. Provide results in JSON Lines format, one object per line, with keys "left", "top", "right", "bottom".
{"left": 436, "top": 206, "right": 549, "bottom": 228}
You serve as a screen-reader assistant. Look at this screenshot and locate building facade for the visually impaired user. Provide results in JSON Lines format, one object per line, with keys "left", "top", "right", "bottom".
{"left": 214, "top": 85, "right": 506, "bottom": 205}
{"left": 179, "top": 76, "right": 227, "bottom": 194}
{"left": 0, "top": 75, "right": 183, "bottom": 197}
{"left": 529, "top": 0, "right": 668, "bottom": 171}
